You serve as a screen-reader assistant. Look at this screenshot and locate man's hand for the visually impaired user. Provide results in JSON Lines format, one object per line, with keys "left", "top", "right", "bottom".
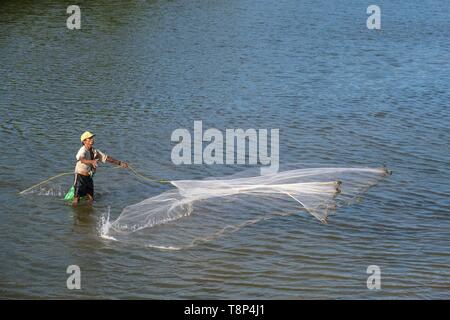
{"left": 120, "top": 161, "right": 128, "bottom": 169}
{"left": 91, "top": 159, "right": 98, "bottom": 168}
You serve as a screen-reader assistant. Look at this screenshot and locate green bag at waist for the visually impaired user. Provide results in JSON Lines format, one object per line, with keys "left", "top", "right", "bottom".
{"left": 64, "top": 186, "right": 75, "bottom": 201}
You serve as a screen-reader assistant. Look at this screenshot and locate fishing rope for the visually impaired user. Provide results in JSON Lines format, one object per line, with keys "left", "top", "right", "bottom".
{"left": 19, "top": 165, "right": 390, "bottom": 195}
{"left": 18, "top": 164, "right": 170, "bottom": 195}
{"left": 127, "top": 165, "right": 171, "bottom": 184}
{"left": 18, "top": 171, "right": 74, "bottom": 195}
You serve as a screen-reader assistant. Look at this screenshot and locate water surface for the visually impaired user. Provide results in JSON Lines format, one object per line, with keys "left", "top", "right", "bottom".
{"left": 0, "top": 0, "right": 449, "bottom": 299}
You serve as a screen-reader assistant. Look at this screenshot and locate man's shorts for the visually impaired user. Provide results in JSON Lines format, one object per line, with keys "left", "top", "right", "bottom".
{"left": 74, "top": 174, "right": 94, "bottom": 198}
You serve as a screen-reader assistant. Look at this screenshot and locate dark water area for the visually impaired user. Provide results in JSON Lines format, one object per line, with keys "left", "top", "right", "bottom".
{"left": 0, "top": 0, "right": 449, "bottom": 299}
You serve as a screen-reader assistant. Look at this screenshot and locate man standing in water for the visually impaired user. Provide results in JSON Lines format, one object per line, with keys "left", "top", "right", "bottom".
{"left": 73, "top": 131, "right": 128, "bottom": 206}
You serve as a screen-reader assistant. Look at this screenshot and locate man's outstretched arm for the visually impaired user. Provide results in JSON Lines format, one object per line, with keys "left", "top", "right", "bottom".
{"left": 106, "top": 156, "right": 128, "bottom": 168}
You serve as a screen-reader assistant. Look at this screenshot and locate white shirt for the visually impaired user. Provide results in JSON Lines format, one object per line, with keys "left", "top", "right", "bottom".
{"left": 74, "top": 146, "right": 108, "bottom": 175}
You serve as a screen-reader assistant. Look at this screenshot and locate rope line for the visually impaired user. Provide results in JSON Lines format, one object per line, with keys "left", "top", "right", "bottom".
{"left": 18, "top": 172, "right": 74, "bottom": 195}
{"left": 127, "top": 165, "right": 171, "bottom": 184}
{"left": 18, "top": 164, "right": 170, "bottom": 194}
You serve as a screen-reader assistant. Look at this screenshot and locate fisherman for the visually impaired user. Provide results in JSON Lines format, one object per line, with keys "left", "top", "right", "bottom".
{"left": 73, "top": 131, "right": 128, "bottom": 206}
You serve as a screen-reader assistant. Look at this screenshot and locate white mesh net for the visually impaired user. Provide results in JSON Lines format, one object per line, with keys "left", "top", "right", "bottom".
{"left": 101, "top": 166, "right": 390, "bottom": 249}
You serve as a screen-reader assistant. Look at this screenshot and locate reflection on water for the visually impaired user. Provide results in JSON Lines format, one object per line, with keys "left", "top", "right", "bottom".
{"left": 72, "top": 205, "right": 95, "bottom": 225}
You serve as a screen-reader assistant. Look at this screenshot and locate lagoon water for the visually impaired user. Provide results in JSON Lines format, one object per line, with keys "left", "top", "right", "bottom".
{"left": 0, "top": 0, "right": 449, "bottom": 299}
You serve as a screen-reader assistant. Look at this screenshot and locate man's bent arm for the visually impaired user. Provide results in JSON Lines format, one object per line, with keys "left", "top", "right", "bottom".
{"left": 80, "top": 158, "right": 97, "bottom": 166}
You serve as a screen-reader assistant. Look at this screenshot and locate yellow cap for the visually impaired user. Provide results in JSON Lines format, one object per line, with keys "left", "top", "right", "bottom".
{"left": 80, "top": 131, "right": 95, "bottom": 142}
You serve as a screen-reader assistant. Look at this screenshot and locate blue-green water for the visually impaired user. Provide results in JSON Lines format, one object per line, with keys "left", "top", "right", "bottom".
{"left": 0, "top": 0, "right": 449, "bottom": 299}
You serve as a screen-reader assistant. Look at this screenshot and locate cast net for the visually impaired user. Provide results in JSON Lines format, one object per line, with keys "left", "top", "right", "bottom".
{"left": 101, "top": 166, "right": 390, "bottom": 249}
